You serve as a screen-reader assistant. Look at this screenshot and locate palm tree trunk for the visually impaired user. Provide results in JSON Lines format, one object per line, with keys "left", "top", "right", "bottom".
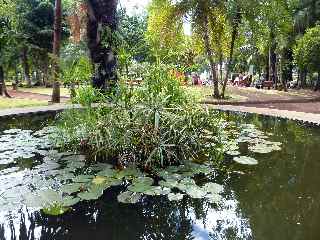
{"left": 203, "top": 15, "right": 219, "bottom": 98}
{"left": 87, "top": 0, "right": 118, "bottom": 93}
{"left": 51, "top": 0, "right": 62, "bottom": 103}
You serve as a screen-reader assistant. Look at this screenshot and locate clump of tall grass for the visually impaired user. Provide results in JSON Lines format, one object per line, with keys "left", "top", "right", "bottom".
{"left": 55, "top": 64, "right": 224, "bottom": 168}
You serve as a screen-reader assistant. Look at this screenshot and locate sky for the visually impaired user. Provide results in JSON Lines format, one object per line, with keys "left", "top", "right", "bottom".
{"left": 119, "top": 0, "right": 150, "bottom": 15}
{"left": 119, "top": 0, "right": 192, "bottom": 35}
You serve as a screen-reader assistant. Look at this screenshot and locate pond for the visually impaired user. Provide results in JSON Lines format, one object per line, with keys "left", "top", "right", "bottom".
{"left": 0, "top": 112, "right": 320, "bottom": 240}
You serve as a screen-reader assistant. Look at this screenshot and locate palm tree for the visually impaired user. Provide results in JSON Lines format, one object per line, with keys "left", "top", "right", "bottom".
{"left": 87, "top": 0, "right": 118, "bottom": 92}
{"left": 172, "top": 0, "right": 221, "bottom": 98}
{"left": 51, "top": 0, "right": 62, "bottom": 103}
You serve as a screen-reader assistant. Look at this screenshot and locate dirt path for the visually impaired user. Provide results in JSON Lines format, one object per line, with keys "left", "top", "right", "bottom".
{"left": 7, "top": 90, "right": 69, "bottom": 102}
{"left": 205, "top": 86, "right": 320, "bottom": 114}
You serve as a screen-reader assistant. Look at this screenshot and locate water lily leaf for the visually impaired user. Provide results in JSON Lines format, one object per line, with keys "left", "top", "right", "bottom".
{"left": 115, "top": 167, "right": 142, "bottom": 179}
{"left": 61, "top": 196, "right": 80, "bottom": 207}
{"left": 25, "top": 190, "right": 62, "bottom": 208}
{"left": 159, "top": 179, "right": 179, "bottom": 188}
{"left": 107, "top": 178, "right": 123, "bottom": 186}
{"left": 168, "top": 193, "right": 184, "bottom": 201}
{"left": 226, "top": 150, "right": 241, "bottom": 156}
{"left": 66, "top": 161, "right": 85, "bottom": 170}
{"left": 42, "top": 203, "right": 70, "bottom": 216}
{"left": 144, "top": 186, "right": 171, "bottom": 196}
{"left": 73, "top": 175, "right": 93, "bottom": 183}
{"left": 176, "top": 178, "right": 197, "bottom": 191}
{"left": 78, "top": 186, "right": 104, "bottom": 201}
{"left": 185, "top": 186, "right": 207, "bottom": 199}
{"left": 128, "top": 184, "right": 154, "bottom": 193}
{"left": 117, "top": 191, "right": 142, "bottom": 204}
{"left": 61, "top": 155, "right": 86, "bottom": 162}
{"left": 97, "top": 168, "right": 117, "bottom": 178}
{"left": 92, "top": 176, "right": 107, "bottom": 185}
{"left": 233, "top": 156, "right": 258, "bottom": 165}
{"left": 61, "top": 183, "right": 84, "bottom": 194}
{"left": 91, "top": 163, "right": 113, "bottom": 171}
{"left": 132, "top": 177, "right": 154, "bottom": 186}
{"left": 202, "top": 183, "right": 223, "bottom": 194}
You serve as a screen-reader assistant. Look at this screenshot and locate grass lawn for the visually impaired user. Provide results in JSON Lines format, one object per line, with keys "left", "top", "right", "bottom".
{"left": 18, "top": 87, "right": 70, "bottom": 97}
{"left": 0, "top": 97, "right": 48, "bottom": 109}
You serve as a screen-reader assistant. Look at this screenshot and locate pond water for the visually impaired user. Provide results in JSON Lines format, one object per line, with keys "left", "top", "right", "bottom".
{"left": 0, "top": 113, "right": 320, "bottom": 240}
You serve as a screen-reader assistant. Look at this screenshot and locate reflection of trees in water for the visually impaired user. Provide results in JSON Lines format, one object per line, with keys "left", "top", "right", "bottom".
{"left": 0, "top": 190, "right": 252, "bottom": 240}
{"left": 229, "top": 115, "right": 320, "bottom": 240}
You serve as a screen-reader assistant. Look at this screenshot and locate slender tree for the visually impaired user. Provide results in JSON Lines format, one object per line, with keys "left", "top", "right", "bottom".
{"left": 51, "top": 0, "right": 62, "bottom": 103}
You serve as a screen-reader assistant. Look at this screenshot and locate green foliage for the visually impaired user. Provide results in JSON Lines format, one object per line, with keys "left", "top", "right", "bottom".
{"left": 55, "top": 64, "right": 224, "bottom": 168}
{"left": 61, "top": 43, "right": 92, "bottom": 85}
{"left": 294, "top": 25, "right": 320, "bottom": 73}
{"left": 72, "top": 85, "right": 104, "bottom": 107}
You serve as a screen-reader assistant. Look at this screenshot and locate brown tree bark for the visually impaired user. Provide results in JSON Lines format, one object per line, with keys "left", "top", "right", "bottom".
{"left": 221, "top": 10, "right": 241, "bottom": 98}
{"left": 87, "top": 0, "right": 118, "bottom": 93}
{"left": 269, "top": 30, "right": 277, "bottom": 88}
{"left": 21, "top": 48, "right": 31, "bottom": 87}
{"left": 51, "top": 0, "right": 62, "bottom": 103}
{"left": 0, "top": 66, "right": 11, "bottom": 98}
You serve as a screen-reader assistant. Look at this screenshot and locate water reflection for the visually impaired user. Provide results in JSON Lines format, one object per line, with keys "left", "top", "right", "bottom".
{"left": 0, "top": 192, "right": 252, "bottom": 240}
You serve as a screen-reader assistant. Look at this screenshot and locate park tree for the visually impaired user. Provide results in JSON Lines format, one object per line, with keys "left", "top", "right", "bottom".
{"left": 0, "top": 0, "right": 17, "bottom": 97}
{"left": 146, "top": 0, "right": 185, "bottom": 65}
{"left": 294, "top": 25, "right": 320, "bottom": 91}
{"left": 86, "top": 0, "right": 118, "bottom": 92}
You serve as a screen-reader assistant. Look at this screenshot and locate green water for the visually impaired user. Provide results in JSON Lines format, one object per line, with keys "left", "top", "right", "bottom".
{"left": 0, "top": 113, "right": 320, "bottom": 240}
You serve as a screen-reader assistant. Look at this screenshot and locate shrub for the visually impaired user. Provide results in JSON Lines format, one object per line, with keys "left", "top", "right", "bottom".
{"left": 55, "top": 64, "right": 224, "bottom": 169}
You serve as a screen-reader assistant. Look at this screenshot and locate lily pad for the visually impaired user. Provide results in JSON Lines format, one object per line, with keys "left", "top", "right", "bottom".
{"left": 61, "top": 183, "right": 84, "bottom": 194}
{"left": 144, "top": 186, "right": 171, "bottom": 196}
{"left": 168, "top": 193, "right": 184, "bottom": 201}
{"left": 233, "top": 156, "right": 258, "bottom": 165}
{"left": 92, "top": 176, "right": 107, "bottom": 185}
{"left": 117, "top": 191, "right": 142, "bottom": 204}
{"left": 185, "top": 186, "right": 207, "bottom": 199}
{"left": 202, "top": 183, "right": 223, "bottom": 194}
{"left": 77, "top": 186, "right": 104, "bottom": 201}
{"left": 73, "top": 175, "right": 93, "bottom": 183}
{"left": 42, "top": 203, "right": 70, "bottom": 216}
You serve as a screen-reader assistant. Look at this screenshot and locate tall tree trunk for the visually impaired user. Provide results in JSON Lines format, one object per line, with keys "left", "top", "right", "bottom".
{"left": 51, "top": 0, "right": 62, "bottom": 103}
{"left": 222, "top": 10, "right": 240, "bottom": 98}
{"left": 21, "top": 48, "right": 31, "bottom": 87}
{"left": 203, "top": 15, "right": 219, "bottom": 98}
{"left": 87, "top": 0, "right": 118, "bottom": 93}
{"left": 281, "top": 47, "right": 293, "bottom": 92}
{"left": 0, "top": 66, "right": 11, "bottom": 98}
{"left": 315, "top": 71, "right": 320, "bottom": 91}
{"left": 269, "top": 30, "right": 277, "bottom": 88}
{"left": 265, "top": 54, "right": 269, "bottom": 83}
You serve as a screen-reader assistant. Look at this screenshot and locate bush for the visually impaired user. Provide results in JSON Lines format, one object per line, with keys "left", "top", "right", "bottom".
{"left": 55, "top": 64, "right": 224, "bottom": 169}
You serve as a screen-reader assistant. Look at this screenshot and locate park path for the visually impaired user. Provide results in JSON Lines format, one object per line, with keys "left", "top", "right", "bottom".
{"left": 7, "top": 89, "right": 70, "bottom": 102}
{"left": 204, "top": 86, "right": 320, "bottom": 114}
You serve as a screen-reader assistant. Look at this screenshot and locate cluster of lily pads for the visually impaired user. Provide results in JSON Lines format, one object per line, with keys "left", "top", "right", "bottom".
{"left": 24, "top": 155, "right": 224, "bottom": 215}
{"left": 223, "top": 123, "right": 282, "bottom": 165}
{"left": 0, "top": 121, "right": 283, "bottom": 216}
{"left": 0, "top": 127, "right": 55, "bottom": 165}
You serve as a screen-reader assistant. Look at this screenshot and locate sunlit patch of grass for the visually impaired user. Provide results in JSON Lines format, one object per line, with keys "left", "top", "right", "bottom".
{"left": 0, "top": 97, "right": 48, "bottom": 109}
